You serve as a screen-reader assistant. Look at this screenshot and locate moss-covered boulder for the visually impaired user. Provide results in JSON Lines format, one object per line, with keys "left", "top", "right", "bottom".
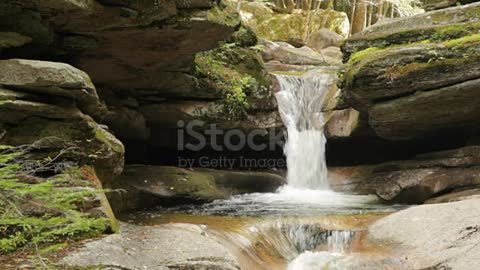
{"left": 240, "top": 2, "right": 350, "bottom": 41}
{"left": 0, "top": 147, "right": 118, "bottom": 255}
{"left": 194, "top": 43, "right": 273, "bottom": 119}
{"left": 0, "top": 60, "right": 124, "bottom": 183}
{"left": 0, "top": 32, "right": 32, "bottom": 49}
{"left": 343, "top": 2, "right": 480, "bottom": 57}
{"left": 110, "top": 165, "right": 286, "bottom": 211}
{"left": 342, "top": 3, "right": 480, "bottom": 140}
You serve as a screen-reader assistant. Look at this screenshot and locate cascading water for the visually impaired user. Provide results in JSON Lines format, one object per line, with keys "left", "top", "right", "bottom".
{"left": 136, "top": 70, "right": 404, "bottom": 270}
{"left": 274, "top": 72, "right": 335, "bottom": 189}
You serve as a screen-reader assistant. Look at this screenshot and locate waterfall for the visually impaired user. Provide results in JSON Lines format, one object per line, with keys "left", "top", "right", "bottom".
{"left": 274, "top": 72, "right": 336, "bottom": 189}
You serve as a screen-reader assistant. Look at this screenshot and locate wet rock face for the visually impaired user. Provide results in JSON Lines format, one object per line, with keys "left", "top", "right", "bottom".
{"left": 330, "top": 146, "right": 480, "bottom": 203}
{"left": 0, "top": 59, "right": 124, "bottom": 182}
{"left": 109, "top": 164, "right": 286, "bottom": 211}
{"left": 63, "top": 222, "right": 241, "bottom": 270}
{"left": 342, "top": 2, "right": 480, "bottom": 141}
{"left": 0, "top": 0, "right": 283, "bottom": 163}
{"left": 368, "top": 199, "right": 480, "bottom": 270}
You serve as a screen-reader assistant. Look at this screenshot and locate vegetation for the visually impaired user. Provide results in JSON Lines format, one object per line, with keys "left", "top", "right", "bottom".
{"left": 260, "top": 0, "right": 423, "bottom": 35}
{"left": 0, "top": 145, "right": 110, "bottom": 254}
{"left": 194, "top": 42, "right": 269, "bottom": 119}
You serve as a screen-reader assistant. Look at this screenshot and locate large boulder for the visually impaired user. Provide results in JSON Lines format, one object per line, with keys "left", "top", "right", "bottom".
{"left": 343, "top": 2, "right": 480, "bottom": 56}
{"left": 260, "top": 39, "right": 342, "bottom": 67}
{"left": 329, "top": 146, "right": 480, "bottom": 203}
{"left": 367, "top": 199, "right": 480, "bottom": 269}
{"left": 0, "top": 59, "right": 124, "bottom": 183}
{"left": 0, "top": 59, "right": 105, "bottom": 118}
{"left": 343, "top": 3, "right": 480, "bottom": 140}
{"left": 306, "top": 28, "right": 344, "bottom": 52}
{"left": 109, "top": 165, "right": 286, "bottom": 211}
{"left": 240, "top": 2, "right": 350, "bottom": 40}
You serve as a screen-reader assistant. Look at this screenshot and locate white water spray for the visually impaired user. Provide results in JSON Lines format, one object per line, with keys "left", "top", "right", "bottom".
{"left": 274, "top": 72, "right": 335, "bottom": 189}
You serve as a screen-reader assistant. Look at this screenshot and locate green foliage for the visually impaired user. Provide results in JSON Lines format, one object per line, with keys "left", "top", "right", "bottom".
{"left": 0, "top": 146, "right": 107, "bottom": 254}
{"left": 194, "top": 43, "right": 260, "bottom": 119}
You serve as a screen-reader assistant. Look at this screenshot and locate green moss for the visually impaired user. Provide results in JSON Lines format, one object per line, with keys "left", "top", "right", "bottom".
{"left": 443, "top": 33, "right": 480, "bottom": 48}
{"left": 345, "top": 32, "right": 480, "bottom": 87}
{"left": 229, "top": 27, "right": 257, "bottom": 47}
{"left": 348, "top": 47, "right": 382, "bottom": 64}
{"left": 194, "top": 43, "right": 269, "bottom": 119}
{"left": 206, "top": 3, "right": 240, "bottom": 27}
{"left": 93, "top": 126, "right": 124, "bottom": 154}
{"left": 346, "top": 21, "right": 480, "bottom": 56}
{"left": 158, "top": 167, "right": 225, "bottom": 200}
{"left": 0, "top": 146, "right": 110, "bottom": 254}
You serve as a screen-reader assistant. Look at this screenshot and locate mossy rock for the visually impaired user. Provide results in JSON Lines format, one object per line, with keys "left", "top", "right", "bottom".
{"left": 194, "top": 43, "right": 272, "bottom": 119}
{"left": 110, "top": 165, "right": 285, "bottom": 212}
{"left": 0, "top": 147, "right": 118, "bottom": 254}
{"left": 229, "top": 27, "right": 258, "bottom": 47}
{"left": 0, "top": 32, "right": 32, "bottom": 48}
{"left": 240, "top": 2, "right": 350, "bottom": 41}
{"left": 344, "top": 33, "right": 480, "bottom": 107}
{"left": 343, "top": 2, "right": 480, "bottom": 57}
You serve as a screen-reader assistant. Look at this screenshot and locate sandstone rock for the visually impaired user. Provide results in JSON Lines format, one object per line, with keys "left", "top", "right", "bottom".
{"left": 63, "top": 222, "right": 240, "bottom": 270}
{"left": 425, "top": 188, "right": 480, "bottom": 204}
{"left": 0, "top": 32, "right": 32, "bottom": 49}
{"left": 369, "top": 78, "right": 480, "bottom": 140}
{"left": 0, "top": 60, "right": 124, "bottom": 184}
{"left": 343, "top": 4, "right": 480, "bottom": 141}
{"left": 329, "top": 146, "right": 480, "bottom": 203}
{"left": 240, "top": 2, "right": 350, "bottom": 41}
{"left": 343, "top": 2, "right": 480, "bottom": 56}
{"left": 0, "top": 59, "right": 106, "bottom": 118}
{"left": 260, "top": 39, "right": 342, "bottom": 66}
{"left": 325, "top": 108, "right": 360, "bottom": 138}
{"left": 306, "top": 28, "right": 344, "bottom": 52}
{"left": 368, "top": 199, "right": 480, "bottom": 269}
{"left": 110, "top": 165, "right": 285, "bottom": 211}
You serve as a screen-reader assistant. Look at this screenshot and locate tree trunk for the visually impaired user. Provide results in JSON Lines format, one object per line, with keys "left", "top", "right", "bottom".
{"left": 367, "top": 2, "right": 373, "bottom": 27}
{"left": 352, "top": 0, "right": 366, "bottom": 34}
{"left": 374, "top": 0, "right": 384, "bottom": 24}
{"left": 349, "top": 0, "right": 357, "bottom": 36}
{"left": 285, "top": 0, "right": 295, "bottom": 12}
{"left": 302, "top": 0, "right": 311, "bottom": 10}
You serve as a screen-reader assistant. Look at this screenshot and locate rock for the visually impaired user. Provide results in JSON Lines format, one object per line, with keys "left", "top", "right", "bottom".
{"left": 240, "top": 2, "right": 350, "bottom": 41}
{"left": 369, "top": 78, "right": 480, "bottom": 140}
{"left": 421, "top": 0, "right": 457, "bottom": 11}
{"left": 421, "top": 0, "right": 479, "bottom": 11}
{"left": 0, "top": 32, "right": 32, "bottom": 49}
{"left": 63, "top": 222, "right": 240, "bottom": 270}
{"left": 343, "top": 3, "right": 480, "bottom": 140}
{"left": 343, "top": 2, "right": 480, "bottom": 56}
{"left": 265, "top": 61, "right": 317, "bottom": 73}
{"left": 260, "top": 39, "right": 342, "bottom": 66}
{"left": 175, "top": 0, "right": 216, "bottom": 9}
{"left": 110, "top": 165, "right": 286, "bottom": 211}
{"left": 329, "top": 146, "right": 480, "bottom": 203}
{"left": 306, "top": 28, "right": 344, "bottom": 52}
{"left": 368, "top": 199, "right": 480, "bottom": 269}
{"left": 0, "top": 59, "right": 106, "bottom": 118}
{"left": 325, "top": 108, "right": 360, "bottom": 138}
{"left": 0, "top": 60, "right": 124, "bottom": 184}
{"left": 425, "top": 188, "right": 480, "bottom": 204}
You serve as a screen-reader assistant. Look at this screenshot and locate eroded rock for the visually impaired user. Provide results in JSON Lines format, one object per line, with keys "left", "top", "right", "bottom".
{"left": 368, "top": 199, "right": 480, "bottom": 269}
{"left": 110, "top": 165, "right": 286, "bottom": 211}
{"left": 63, "top": 222, "right": 240, "bottom": 270}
